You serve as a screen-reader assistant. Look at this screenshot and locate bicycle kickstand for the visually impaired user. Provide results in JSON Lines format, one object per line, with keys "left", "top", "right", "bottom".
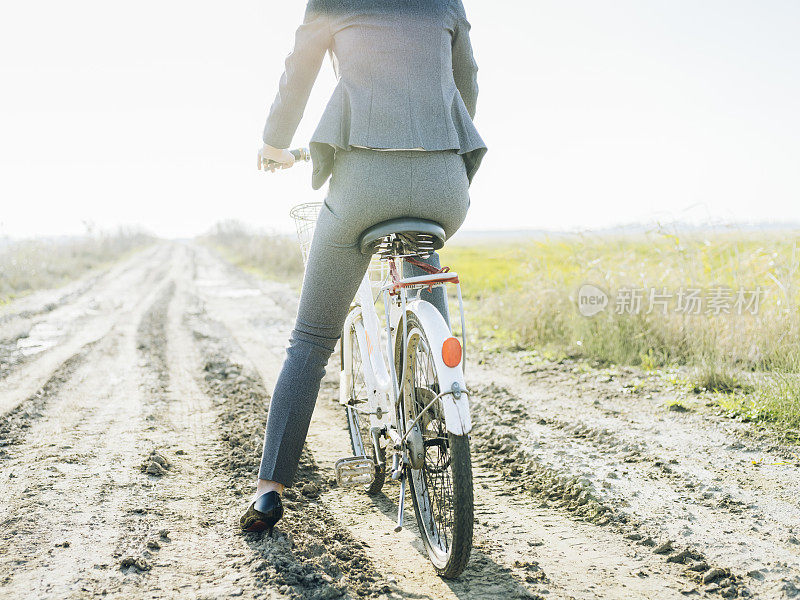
{"left": 395, "top": 473, "right": 406, "bottom": 533}
{"left": 390, "top": 445, "right": 406, "bottom": 532}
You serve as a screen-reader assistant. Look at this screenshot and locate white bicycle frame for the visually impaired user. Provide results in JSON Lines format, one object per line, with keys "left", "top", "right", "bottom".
{"left": 289, "top": 200, "right": 471, "bottom": 533}
{"left": 339, "top": 258, "right": 472, "bottom": 466}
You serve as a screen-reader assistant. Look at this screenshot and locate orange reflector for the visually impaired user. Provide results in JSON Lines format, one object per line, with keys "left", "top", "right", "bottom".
{"left": 442, "top": 337, "right": 462, "bottom": 368}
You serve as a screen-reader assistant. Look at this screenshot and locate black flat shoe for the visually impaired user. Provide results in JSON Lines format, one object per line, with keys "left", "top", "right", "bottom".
{"left": 240, "top": 491, "right": 284, "bottom": 535}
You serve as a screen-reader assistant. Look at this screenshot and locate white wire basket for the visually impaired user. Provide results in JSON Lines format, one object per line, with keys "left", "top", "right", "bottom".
{"left": 289, "top": 202, "right": 388, "bottom": 297}
{"left": 289, "top": 202, "right": 322, "bottom": 266}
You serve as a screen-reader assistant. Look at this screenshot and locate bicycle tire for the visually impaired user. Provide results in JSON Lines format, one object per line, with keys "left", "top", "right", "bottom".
{"left": 342, "top": 319, "right": 385, "bottom": 495}
{"left": 396, "top": 311, "right": 473, "bottom": 578}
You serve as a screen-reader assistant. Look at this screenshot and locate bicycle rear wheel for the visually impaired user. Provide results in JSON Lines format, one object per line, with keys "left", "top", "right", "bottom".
{"left": 396, "top": 312, "right": 473, "bottom": 578}
{"left": 342, "top": 319, "right": 385, "bottom": 495}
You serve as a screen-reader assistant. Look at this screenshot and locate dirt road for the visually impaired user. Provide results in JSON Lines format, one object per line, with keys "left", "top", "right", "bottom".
{"left": 1, "top": 242, "right": 798, "bottom": 599}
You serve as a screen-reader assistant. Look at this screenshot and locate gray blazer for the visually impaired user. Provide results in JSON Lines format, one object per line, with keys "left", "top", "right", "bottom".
{"left": 262, "top": 0, "right": 487, "bottom": 190}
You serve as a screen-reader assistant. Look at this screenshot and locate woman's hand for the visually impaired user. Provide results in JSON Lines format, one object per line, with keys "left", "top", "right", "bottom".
{"left": 258, "top": 143, "right": 296, "bottom": 172}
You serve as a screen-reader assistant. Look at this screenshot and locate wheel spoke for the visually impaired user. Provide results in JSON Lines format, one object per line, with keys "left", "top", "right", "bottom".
{"left": 405, "top": 327, "right": 455, "bottom": 557}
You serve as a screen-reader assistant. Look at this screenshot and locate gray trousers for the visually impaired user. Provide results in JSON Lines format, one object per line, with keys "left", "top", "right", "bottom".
{"left": 258, "top": 148, "right": 470, "bottom": 485}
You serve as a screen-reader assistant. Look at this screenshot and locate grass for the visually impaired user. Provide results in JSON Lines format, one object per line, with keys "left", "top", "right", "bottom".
{"left": 713, "top": 373, "right": 800, "bottom": 434}
{"left": 439, "top": 227, "right": 800, "bottom": 430}
{"left": 753, "top": 374, "right": 800, "bottom": 431}
{"left": 440, "top": 229, "right": 800, "bottom": 368}
{"left": 0, "top": 229, "right": 153, "bottom": 304}
{"left": 208, "top": 223, "right": 800, "bottom": 431}
{"left": 690, "top": 361, "right": 751, "bottom": 394}
{"left": 202, "top": 221, "right": 304, "bottom": 285}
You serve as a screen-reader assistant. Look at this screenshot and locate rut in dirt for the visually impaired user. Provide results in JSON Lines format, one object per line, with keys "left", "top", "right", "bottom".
{"left": 189, "top": 307, "right": 395, "bottom": 599}
{"left": 0, "top": 255, "right": 176, "bottom": 597}
{"left": 468, "top": 352, "right": 800, "bottom": 599}
{"left": 4, "top": 241, "right": 795, "bottom": 599}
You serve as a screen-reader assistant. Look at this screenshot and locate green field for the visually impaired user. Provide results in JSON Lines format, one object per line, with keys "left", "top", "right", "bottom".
{"left": 209, "top": 225, "right": 800, "bottom": 430}
{"left": 439, "top": 229, "right": 800, "bottom": 429}
{"left": 441, "top": 231, "right": 799, "bottom": 365}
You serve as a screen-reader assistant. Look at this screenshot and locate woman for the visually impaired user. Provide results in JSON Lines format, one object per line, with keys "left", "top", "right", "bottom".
{"left": 241, "top": 0, "right": 486, "bottom": 534}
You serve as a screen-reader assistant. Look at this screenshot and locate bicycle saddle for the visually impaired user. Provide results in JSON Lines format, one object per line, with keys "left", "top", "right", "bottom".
{"left": 358, "top": 218, "right": 446, "bottom": 257}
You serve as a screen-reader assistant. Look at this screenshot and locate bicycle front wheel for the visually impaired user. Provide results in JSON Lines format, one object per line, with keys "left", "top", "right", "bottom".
{"left": 396, "top": 312, "right": 473, "bottom": 578}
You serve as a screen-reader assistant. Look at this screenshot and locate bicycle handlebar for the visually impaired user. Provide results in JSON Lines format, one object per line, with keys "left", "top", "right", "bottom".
{"left": 260, "top": 147, "right": 310, "bottom": 172}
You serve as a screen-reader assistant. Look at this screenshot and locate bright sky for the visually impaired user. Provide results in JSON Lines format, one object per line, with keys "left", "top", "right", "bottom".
{"left": 1, "top": 1, "right": 799, "bottom": 239}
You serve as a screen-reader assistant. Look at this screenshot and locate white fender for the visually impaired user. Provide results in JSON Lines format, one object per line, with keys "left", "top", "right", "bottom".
{"left": 355, "top": 276, "right": 393, "bottom": 394}
{"left": 394, "top": 299, "right": 472, "bottom": 435}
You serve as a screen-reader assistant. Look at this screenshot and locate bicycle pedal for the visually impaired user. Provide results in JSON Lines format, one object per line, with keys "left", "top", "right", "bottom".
{"left": 334, "top": 456, "right": 375, "bottom": 487}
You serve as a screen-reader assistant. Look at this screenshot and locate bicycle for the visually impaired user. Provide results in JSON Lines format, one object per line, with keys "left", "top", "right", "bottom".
{"left": 266, "top": 148, "right": 473, "bottom": 578}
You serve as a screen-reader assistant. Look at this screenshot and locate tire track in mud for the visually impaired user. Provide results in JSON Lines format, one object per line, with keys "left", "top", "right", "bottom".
{"left": 0, "top": 340, "right": 94, "bottom": 452}
{"left": 1, "top": 243, "right": 393, "bottom": 600}
{"left": 0, "top": 257, "right": 178, "bottom": 598}
{"left": 188, "top": 307, "right": 394, "bottom": 599}
{"left": 125, "top": 241, "right": 398, "bottom": 598}
{"left": 0, "top": 245, "right": 173, "bottom": 454}
{"left": 0, "top": 243, "right": 162, "bottom": 330}
{"left": 0, "top": 269, "right": 104, "bottom": 327}
{"left": 111, "top": 280, "right": 178, "bottom": 581}
{"left": 121, "top": 266, "right": 275, "bottom": 599}
{"left": 471, "top": 351, "right": 800, "bottom": 598}
{"left": 0, "top": 245, "right": 172, "bottom": 415}
{"left": 470, "top": 382, "right": 750, "bottom": 598}
{"left": 0, "top": 245, "right": 161, "bottom": 378}
{"left": 113, "top": 246, "right": 301, "bottom": 598}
